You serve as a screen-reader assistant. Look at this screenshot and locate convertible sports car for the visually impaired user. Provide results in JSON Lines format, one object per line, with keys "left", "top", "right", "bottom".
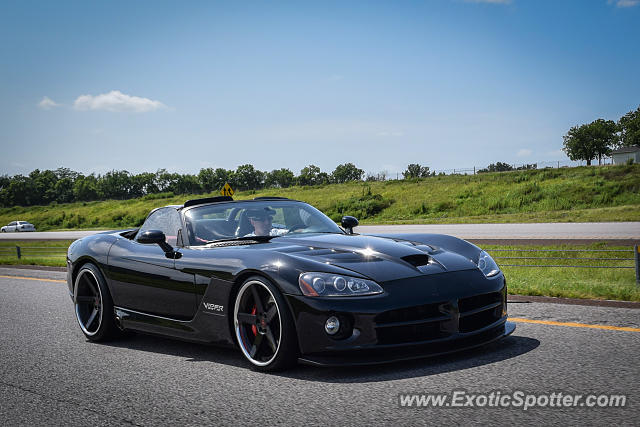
{"left": 66, "top": 196, "right": 515, "bottom": 371}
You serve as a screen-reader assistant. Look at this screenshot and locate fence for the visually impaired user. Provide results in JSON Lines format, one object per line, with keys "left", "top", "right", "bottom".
{"left": 380, "top": 157, "right": 615, "bottom": 179}
{"left": 0, "top": 246, "right": 67, "bottom": 259}
{"left": 2, "top": 244, "right": 639, "bottom": 285}
{"left": 487, "top": 245, "right": 640, "bottom": 285}
{"left": 429, "top": 158, "right": 614, "bottom": 176}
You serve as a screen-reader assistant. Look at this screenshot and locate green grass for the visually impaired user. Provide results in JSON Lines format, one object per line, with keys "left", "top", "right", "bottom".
{"left": 484, "top": 243, "right": 640, "bottom": 302}
{"left": 0, "top": 240, "right": 71, "bottom": 267}
{"left": 0, "top": 164, "right": 639, "bottom": 230}
{"left": 1, "top": 240, "right": 637, "bottom": 302}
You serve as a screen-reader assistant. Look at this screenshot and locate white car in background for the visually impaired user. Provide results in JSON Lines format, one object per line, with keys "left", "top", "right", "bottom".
{"left": 1, "top": 221, "right": 36, "bottom": 232}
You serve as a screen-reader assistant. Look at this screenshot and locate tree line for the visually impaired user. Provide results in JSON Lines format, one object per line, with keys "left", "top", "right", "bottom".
{"left": 2, "top": 106, "right": 636, "bottom": 208}
{"left": 563, "top": 106, "right": 640, "bottom": 166}
{"left": 0, "top": 163, "right": 370, "bottom": 207}
{"left": 0, "top": 161, "right": 468, "bottom": 207}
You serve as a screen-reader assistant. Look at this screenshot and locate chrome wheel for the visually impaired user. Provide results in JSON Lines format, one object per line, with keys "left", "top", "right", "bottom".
{"left": 234, "top": 279, "right": 283, "bottom": 367}
{"left": 74, "top": 268, "right": 104, "bottom": 337}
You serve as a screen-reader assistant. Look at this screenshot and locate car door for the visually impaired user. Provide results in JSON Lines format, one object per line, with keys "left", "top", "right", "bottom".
{"left": 107, "top": 207, "right": 197, "bottom": 320}
{"left": 8, "top": 221, "right": 17, "bottom": 232}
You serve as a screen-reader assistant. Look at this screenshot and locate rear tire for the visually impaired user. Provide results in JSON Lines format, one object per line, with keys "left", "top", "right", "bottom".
{"left": 233, "top": 276, "right": 298, "bottom": 371}
{"left": 73, "top": 263, "right": 119, "bottom": 341}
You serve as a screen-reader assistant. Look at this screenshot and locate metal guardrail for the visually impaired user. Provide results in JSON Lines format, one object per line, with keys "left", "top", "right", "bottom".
{"left": 488, "top": 245, "right": 640, "bottom": 285}
{"left": 0, "top": 246, "right": 67, "bottom": 258}
{"left": 2, "top": 245, "right": 639, "bottom": 285}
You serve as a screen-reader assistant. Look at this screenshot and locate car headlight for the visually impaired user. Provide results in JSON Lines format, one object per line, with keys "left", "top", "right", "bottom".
{"left": 298, "top": 272, "right": 383, "bottom": 297}
{"left": 476, "top": 250, "right": 500, "bottom": 278}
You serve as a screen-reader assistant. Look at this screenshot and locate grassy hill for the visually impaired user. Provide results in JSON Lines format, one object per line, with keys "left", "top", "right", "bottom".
{"left": 1, "top": 164, "right": 639, "bottom": 231}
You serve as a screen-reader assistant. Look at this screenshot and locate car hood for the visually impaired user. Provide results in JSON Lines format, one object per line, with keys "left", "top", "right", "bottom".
{"left": 268, "top": 233, "right": 479, "bottom": 282}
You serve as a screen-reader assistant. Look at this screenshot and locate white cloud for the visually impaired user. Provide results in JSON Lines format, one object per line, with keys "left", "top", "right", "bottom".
{"left": 517, "top": 148, "right": 532, "bottom": 157}
{"left": 73, "top": 90, "right": 166, "bottom": 112}
{"left": 38, "top": 96, "right": 61, "bottom": 110}
{"left": 609, "top": 0, "right": 639, "bottom": 7}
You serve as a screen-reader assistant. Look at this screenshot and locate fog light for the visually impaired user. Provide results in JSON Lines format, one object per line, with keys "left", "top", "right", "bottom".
{"left": 325, "top": 316, "right": 340, "bottom": 335}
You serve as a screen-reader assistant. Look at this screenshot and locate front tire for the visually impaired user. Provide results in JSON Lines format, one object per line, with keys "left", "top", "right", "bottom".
{"left": 233, "top": 276, "right": 298, "bottom": 371}
{"left": 73, "top": 263, "right": 119, "bottom": 341}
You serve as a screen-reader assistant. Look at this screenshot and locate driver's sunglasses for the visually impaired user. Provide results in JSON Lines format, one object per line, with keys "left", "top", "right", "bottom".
{"left": 250, "top": 216, "right": 272, "bottom": 222}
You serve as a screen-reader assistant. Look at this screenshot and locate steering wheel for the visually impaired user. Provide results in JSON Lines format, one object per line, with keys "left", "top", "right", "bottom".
{"left": 287, "top": 223, "right": 307, "bottom": 233}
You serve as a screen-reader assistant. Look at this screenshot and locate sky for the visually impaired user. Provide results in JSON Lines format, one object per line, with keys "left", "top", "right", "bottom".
{"left": 1, "top": 0, "right": 639, "bottom": 178}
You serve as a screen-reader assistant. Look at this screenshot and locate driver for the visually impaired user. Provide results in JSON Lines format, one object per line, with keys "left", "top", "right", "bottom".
{"left": 245, "top": 208, "right": 288, "bottom": 237}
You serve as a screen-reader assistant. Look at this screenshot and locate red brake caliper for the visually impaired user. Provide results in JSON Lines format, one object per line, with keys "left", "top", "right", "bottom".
{"left": 251, "top": 305, "right": 257, "bottom": 336}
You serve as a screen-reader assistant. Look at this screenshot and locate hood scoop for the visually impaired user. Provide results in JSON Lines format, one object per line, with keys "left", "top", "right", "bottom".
{"left": 401, "top": 254, "right": 431, "bottom": 267}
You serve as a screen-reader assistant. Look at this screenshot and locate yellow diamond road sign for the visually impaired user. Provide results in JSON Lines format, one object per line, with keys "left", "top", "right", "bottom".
{"left": 220, "top": 183, "right": 234, "bottom": 197}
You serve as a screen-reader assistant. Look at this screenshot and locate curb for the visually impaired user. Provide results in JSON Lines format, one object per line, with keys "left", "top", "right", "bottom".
{"left": 0, "top": 265, "right": 67, "bottom": 272}
{"left": 508, "top": 294, "right": 640, "bottom": 309}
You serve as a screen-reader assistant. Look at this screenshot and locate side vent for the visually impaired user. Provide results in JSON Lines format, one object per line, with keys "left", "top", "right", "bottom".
{"left": 401, "top": 254, "right": 430, "bottom": 267}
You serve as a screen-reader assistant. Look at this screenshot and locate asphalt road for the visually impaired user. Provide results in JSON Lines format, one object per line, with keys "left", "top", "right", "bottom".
{"left": 1, "top": 222, "right": 639, "bottom": 242}
{"left": 0, "top": 267, "right": 638, "bottom": 425}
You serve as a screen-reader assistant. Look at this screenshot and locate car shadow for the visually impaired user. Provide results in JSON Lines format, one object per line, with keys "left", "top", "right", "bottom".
{"left": 99, "top": 332, "right": 248, "bottom": 369}
{"left": 99, "top": 332, "right": 539, "bottom": 383}
{"left": 279, "top": 335, "right": 540, "bottom": 383}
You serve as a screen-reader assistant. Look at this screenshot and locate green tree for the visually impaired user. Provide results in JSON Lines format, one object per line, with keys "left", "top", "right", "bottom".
{"left": 402, "top": 164, "right": 431, "bottom": 179}
{"left": 298, "top": 165, "right": 322, "bottom": 186}
{"left": 563, "top": 124, "right": 594, "bottom": 165}
{"left": 54, "top": 177, "right": 75, "bottom": 203}
{"left": 73, "top": 175, "right": 99, "bottom": 201}
{"left": 29, "top": 169, "right": 58, "bottom": 205}
{"left": 316, "top": 172, "right": 330, "bottom": 185}
{"left": 563, "top": 119, "right": 617, "bottom": 166}
{"left": 155, "top": 169, "right": 178, "bottom": 192}
{"left": 54, "top": 167, "right": 79, "bottom": 181}
{"left": 235, "top": 164, "right": 264, "bottom": 190}
{"left": 98, "top": 170, "right": 133, "bottom": 199}
{"left": 265, "top": 168, "right": 295, "bottom": 188}
{"left": 171, "top": 174, "right": 201, "bottom": 194}
{"left": 0, "top": 175, "right": 9, "bottom": 206}
{"left": 198, "top": 168, "right": 217, "bottom": 193}
{"left": 618, "top": 106, "right": 640, "bottom": 148}
{"left": 198, "top": 168, "right": 237, "bottom": 194}
{"left": 589, "top": 119, "right": 618, "bottom": 164}
{"left": 131, "top": 172, "right": 159, "bottom": 196}
{"left": 214, "top": 168, "right": 236, "bottom": 192}
{"left": 478, "top": 162, "right": 514, "bottom": 173}
{"left": 331, "top": 163, "right": 364, "bottom": 183}
{"left": 3, "top": 175, "right": 34, "bottom": 206}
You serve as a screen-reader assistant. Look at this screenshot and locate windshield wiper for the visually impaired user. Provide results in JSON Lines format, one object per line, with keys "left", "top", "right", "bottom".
{"left": 202, "top": 235, "right": 278, "bottom": 245}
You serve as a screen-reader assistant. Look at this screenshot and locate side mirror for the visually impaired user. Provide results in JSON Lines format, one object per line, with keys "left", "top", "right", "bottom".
{"left": 138, "top": 230, "right": 174, "bottom": 254}
{"left": 341, "top": 216, "right": 359, "bottom": 235}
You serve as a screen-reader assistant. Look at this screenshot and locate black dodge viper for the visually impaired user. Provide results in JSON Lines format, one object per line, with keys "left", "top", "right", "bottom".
{"left": 66, "top": 196, "right": 515, "bottom": 371}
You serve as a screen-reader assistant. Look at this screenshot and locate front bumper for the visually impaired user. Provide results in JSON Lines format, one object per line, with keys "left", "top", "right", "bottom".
{"left": 285, "top": 269, "right": 514, "bottom": 366}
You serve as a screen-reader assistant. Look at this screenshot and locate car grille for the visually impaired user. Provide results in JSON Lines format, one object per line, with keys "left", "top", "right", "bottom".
{"left": 375, "top": 302, "right": 442, "bottom": 324}
{"left": 374, "top": 291, "right": 505, "bottom": 345}
{"left": 459, "top": 292, "right": 503, "bottom": 333}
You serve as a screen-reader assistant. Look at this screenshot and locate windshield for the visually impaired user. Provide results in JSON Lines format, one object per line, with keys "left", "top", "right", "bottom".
{"left": 183, "top": 200, "right": 343, "bottom": 246}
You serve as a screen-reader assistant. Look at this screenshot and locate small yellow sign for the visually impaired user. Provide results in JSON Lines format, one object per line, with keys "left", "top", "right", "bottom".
{"left": 220, "top": 183, "right": 234, "bottom": 197}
